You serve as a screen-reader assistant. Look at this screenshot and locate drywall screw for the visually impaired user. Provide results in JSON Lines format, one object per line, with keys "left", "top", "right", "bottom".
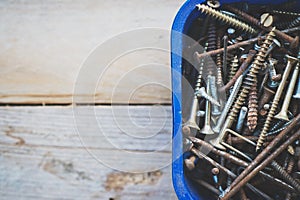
{"left": 184, "top": 155, "right": 197, "bottom": 170}
{"left": 195, "top": 87, "right": 220, "bottom": 106}
{"left": 209, "top": 76, "right": 221, "bottom": 116}
{"left": 228, "top": 55, "right": 239, "bottom": 82}
{"left": 220, "top": 128, "right": 300, "bottom": 200}
{"left": 247, "top": 79, "right": 258, "bottom": 132}
{"left": 294, "top": 75, "right": 300, "bottom": 98}
{"left": 260, "top": 13, "right": 273, "bottom": 28}
{"left": 210, "top": 28, "right": 276, "bottom": 150}
{"left": 274, "top": 63, "right": 299, "bottom": 121}
{"left": 287, "top": 16, "right": 300, "bottom": 29}
{"left": 293, "top": 51, "right": 300, "bottom": 98}
{"left": 256, "top": 55, "right": 298, "bottom": 151}
{"left": 183, "top": 97, "right": 201, "bottom": 130}
{"left": 196, "top": 4, "right": 256, "bottom": 34}
{"left": 270, "top": 160, "right": 300, "bottom": 191}
{"left": 216, "top": 35, "right": 223, "bottom": 86}
{"left": 222, "top": 35, "right": 228, "bottom": 82}
{"left": 265, "top": 39, "right": 281, "bottom": 57}
{"left": 285, "top": 156, "right": 295, "bottom": 200}
{"left": 184, "top": 42, "right": 208, "bottom": 130}
{"left": 194, "top": 26, "right": 299, "bottom": 60}
{"left": 190, "top": 147, "right": 273, "bottom": 200}
{"left": 200, "top": 76, "right": 215, "bottom": 135}
{"left": 213, "top": 75, "right": 243, "bottom": 134}
{"left": 272, "top": 10, "right": 300, "bottom": 17}
{"left": 223, "top": 5, "right": 299, "bottom": 48}
{"left": 236, "top": 106, "right": 248, "bottom": 133}
{"left": 221, "top": 50, "right": 256, "bottom": 91}
{"left": 287, "top": 157, "right": 295, "bottom": 174}
{"left": 267, "top": 58, "right": 279, "bottom": 88}
{"left": 222, "top": 113, "right": 300, "bottom": 199}
{"left": 205, "top": 18, "right": 217, "bottom": 77}
{"left": 183, "top": 56, "right": 206, "bottom": 130}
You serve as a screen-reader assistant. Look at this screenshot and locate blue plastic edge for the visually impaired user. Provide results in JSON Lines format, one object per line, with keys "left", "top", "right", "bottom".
{"left": 171, "top": 0, "right": 293, "bottom": 199}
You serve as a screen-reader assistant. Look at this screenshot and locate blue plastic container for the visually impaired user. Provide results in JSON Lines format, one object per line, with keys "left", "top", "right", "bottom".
{"left": 171, "top": 0, "right": 299, "bottom": 199}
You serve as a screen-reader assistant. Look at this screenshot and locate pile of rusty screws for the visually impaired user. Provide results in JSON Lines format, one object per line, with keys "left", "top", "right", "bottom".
{"left": 182, "top": 1, "right": 300, "bottom": 199}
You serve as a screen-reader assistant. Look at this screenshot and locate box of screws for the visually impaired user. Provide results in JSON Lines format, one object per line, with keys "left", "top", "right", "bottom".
{"left": 174, "top": 0, "right": 300, "bottom": 199}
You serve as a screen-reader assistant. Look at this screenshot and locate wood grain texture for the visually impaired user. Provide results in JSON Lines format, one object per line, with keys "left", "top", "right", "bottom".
{"left": 0, "top": 106, "right": 177, "bottom": 199}
{"left": 0, "top": 0, "right": 185, "bottom": 104}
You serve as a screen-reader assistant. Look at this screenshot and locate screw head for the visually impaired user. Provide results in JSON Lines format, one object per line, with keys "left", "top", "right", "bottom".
{"left": 260, "top": 13, "right": 274, "bottom": 27}
{"left": 207, "top": 0, "right": 220, "bottom": 8}
{"left": 184, "top": 157, "right": 196, "bottom": 170}
{"left": 211, "top": 167, "right": 220, "bottom": 175}
{"left": 263, "top": 104, "right": 270, "bottom": 110}
{"left": 182, "top": 125, "right": 191, "bottom": 136}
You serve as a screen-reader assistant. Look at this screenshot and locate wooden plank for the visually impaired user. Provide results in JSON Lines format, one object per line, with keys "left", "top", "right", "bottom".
{"left": 0, "top": 0, "right": 185, "bottom": 104}
{"left": 0, "top": 106, "right": 177, "bottom": 199}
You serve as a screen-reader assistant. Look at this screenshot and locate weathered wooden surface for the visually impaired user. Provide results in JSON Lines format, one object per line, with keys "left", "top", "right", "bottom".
{"left": 0, "top": 0, "right": 185, "bottom": 104}
{"left": 0, "top": 106, "right": 177, "bottom": 199}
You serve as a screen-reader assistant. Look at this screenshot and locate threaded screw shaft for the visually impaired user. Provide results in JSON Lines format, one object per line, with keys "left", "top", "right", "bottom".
{"left": 227, "top": 29, "right": 276, "bottom": 123}
{"left": 247, "top": 79, "right": 258, "bottom": 132}
{"left": 196, "top": 4, "right": 256, "bottom": 34}
{"left": 256, "top": 54, "right": 298, "bottom": 151}
{"left": 228, "top": 55, "right": 239, "bottom": 82}
{"left": 271, "top": 160, "right": 300, "bottom": 191}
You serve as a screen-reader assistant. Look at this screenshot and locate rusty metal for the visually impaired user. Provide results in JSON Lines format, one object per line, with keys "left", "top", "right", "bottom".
{"left": 229, "top": 135, "right": 276, "bottom": 145}
{"left": 221, "top": 50, "right": 256, "bottom": 91}
{"left": 259, "top": 86, "right": 275, "bottom": 110}
{"left": 190, "top": 148, "right": 274, "bottom": 200}
{"left": 209, "top": 28, "right": 276, "bottom": 150}
{"left": 247, "top": 79, "right": 258, "bottom": 132}
{"left": 194, "top": 26, "right": 299, "bottom": 61}
{"left": 270, "top": 160, "right": 300, "bottom": 191}
{"left": 228, "top": 55, "right": 239, "bottom": 82}
{"left": 223, "top": 5, "right": 299, "bottom": 48}
{"left": 224, "top": 113, "right": 300, "bottom": 195}
{"left": 213, "top": 75, "right": 243, "bottom": 134}
{"left": 220, "top": 128, "right": 300, "bottom": 200}
{"left": 256, "top": 55, "right": 298, "bottom": 151}
{"left": 181, "top": 4, "right": 300, "bottom": 199}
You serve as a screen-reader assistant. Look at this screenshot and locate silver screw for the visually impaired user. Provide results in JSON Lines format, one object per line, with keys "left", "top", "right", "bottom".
{"left": 236, "top": 107, "right": 248, "bottom": 133}
{"left": 195, "top": 87, "right": 220, "bottom": 106}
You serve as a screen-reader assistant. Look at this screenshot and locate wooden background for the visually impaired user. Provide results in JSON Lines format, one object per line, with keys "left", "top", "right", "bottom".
{"left": 0, "top": 0, "right": 185, "bottom": 104}
{"left": 0, "top": 0, "right": 186, "bottom": 199}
